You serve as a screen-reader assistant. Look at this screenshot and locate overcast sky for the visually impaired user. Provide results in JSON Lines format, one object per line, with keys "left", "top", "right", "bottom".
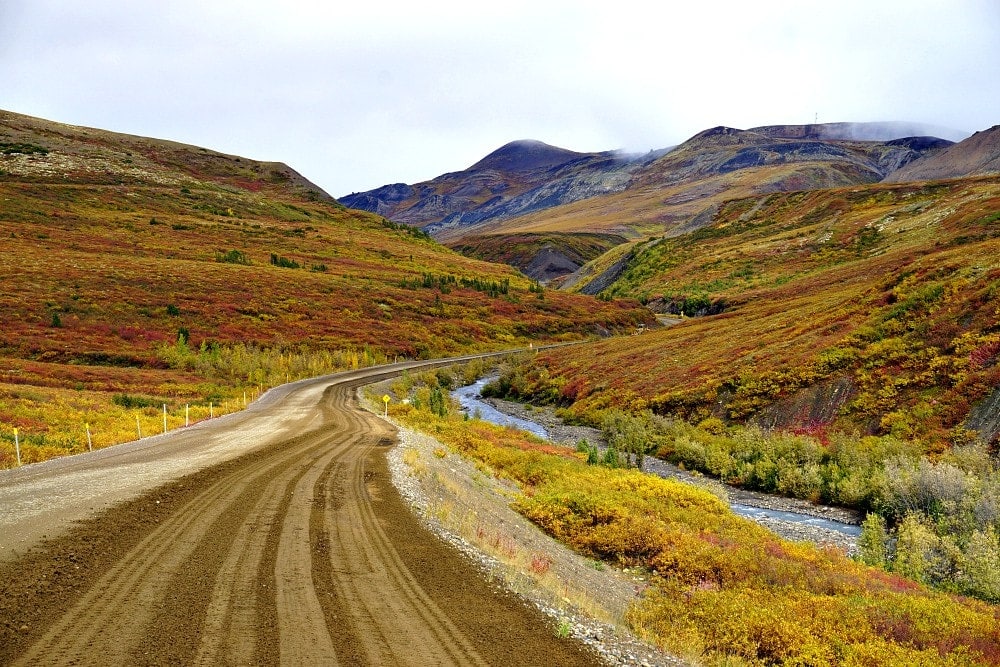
{"left": 1, "top": 1, "right": 998, "bottom": 196}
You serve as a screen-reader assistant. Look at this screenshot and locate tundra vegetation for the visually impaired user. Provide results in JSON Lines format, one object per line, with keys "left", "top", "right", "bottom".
{"left": 0, "top": 114, "right": 650, "bottom": 467}
{"left": 481, "top": 177, "right": 1000, "bottom": 603}
{"left": 388, "top": 368, "right": 1000, "bottom": 666}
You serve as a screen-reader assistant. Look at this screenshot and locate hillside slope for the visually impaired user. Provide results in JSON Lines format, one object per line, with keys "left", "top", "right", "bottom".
{"left": 0, "top": 110, "right": 650, "bottom": 466}
{"left": 884, "top": 125, "right": 1000, "bottom": 182}
{"left": 487, "top": 175, "right": 1000, "bottom": 448}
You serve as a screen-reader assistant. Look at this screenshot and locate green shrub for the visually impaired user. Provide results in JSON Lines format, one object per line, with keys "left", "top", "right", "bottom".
{"left": 215, "top": 249, "right": 251, "bottom": 265}
{"left": 111, "top": 393, "right": 159, "bottom": 409}
{"left": 270, "top": 253, "right": 300, "bottom": 269}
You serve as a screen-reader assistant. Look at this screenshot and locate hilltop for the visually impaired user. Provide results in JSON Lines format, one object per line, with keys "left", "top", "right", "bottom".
{"left": 0, "top": 110, "right": 650, "bottom": 466}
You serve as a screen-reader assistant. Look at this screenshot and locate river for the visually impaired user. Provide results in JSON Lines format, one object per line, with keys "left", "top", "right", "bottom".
{"left": 452, "top": 378, "right": 861, "bottom": 541}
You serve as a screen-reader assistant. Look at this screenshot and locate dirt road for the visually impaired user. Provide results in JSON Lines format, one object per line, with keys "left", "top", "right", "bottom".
{"left": 0, "top": 360, "right": 600, "bottom": 665}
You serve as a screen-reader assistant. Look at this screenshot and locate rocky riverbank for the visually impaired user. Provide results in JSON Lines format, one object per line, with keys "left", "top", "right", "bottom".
{"left": 479, "top": 395, "right": 861, "bottom": 554}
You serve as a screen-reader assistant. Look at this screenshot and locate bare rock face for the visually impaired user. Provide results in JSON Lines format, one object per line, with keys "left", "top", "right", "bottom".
{"left": 577, "top": 250, "right": 634, "bottom": 296}
{"left": 965, "top": 386, "right": 1000, "bottom": 446}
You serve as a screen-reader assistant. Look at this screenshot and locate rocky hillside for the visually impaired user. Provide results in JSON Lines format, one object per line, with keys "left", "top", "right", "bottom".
{"left": 447, "top": 232, "right": 626, "bottom": 283}
{"left": 339, "top": 140, "right": 661, "bottom": 238}
{"left": 884, "top": 125, "right": 1000, "bottom": 182}
{"left": 340, "top": 123, "right": 952, "bottom": 244}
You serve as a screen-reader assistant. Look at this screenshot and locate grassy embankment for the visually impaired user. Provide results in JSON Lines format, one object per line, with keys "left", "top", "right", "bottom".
{"left": 385, "top": 367, "right": 1000, "bottom": 666}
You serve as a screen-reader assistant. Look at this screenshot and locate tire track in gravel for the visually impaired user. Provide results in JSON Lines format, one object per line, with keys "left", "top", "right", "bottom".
{"left": 314, "top": 382, "right": 491, "bottom": 666}
{"left": 11, "top": 429, "right": 333, "bottom": 666}
{"left": 1, "top": 360, "right": 602, "bottom": 666}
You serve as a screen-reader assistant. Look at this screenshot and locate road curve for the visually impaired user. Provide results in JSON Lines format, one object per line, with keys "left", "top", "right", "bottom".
{"left": 0, "top": 355, "right": 600, "bottom": 665}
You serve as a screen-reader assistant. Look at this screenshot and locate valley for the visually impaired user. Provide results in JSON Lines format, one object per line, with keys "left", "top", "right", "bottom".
{"left": 346, "top": 117, "right": 1000, "bottom": 633}
{"left": 4, "top": 105, "right": 1000, "bottom": 665}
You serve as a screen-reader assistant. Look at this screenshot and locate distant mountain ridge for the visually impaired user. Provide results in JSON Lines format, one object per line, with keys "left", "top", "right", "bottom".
{"left": 339, "top": 122, "right": 960, "bottom": 241}
{"left": 340, "top": 139, "right": 653, "bottom": 236}
{"left": 628, "top": 124, "right": 944, "bottom": 188}
{"left": 748, "top": 120, "right": 968, "bottom": 142}
{"left": 884, "top": 125, "right": 1000, "bottom": 182}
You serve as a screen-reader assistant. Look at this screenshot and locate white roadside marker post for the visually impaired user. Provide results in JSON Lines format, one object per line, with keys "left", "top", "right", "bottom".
{"left": 163, "top": 404, "right": 167, "bottom": 433}
{"left": 185, "top": 404, "right": 189, "bottom": 427}
{"left": 136, "top": 415, "right": 142, "bottom": 440}
{"left": 13, "top": 428, "right": 20, "bottom": 466}
{"left": 85, "top": 423, "right": 92, "bottom": 452}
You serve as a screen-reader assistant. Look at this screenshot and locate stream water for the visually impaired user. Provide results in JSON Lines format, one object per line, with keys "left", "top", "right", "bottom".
{"left": 453, "top": 379, "right": 549, "bottom": 439}
{"left": 452, "top": 378, "right": 861, "bottom": 537}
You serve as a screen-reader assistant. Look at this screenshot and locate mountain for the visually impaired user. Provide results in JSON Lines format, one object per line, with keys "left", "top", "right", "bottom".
{"left": 883, "top": 125, "right": 1000, "bottom": 182}
{"left": 0, "top": 110, "right": 650, "bottom": 467}
{"left": 341, "top": 123, "right": 952, "bottom": 250}
{"left": 361, "top": 123, "right": 948, "bottom": 280}
{"left": 339, "top": 140, "right": 659, "bottom": 237}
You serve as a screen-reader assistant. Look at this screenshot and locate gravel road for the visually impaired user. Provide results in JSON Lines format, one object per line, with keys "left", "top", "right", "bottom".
{"left": 0, "top": 358, "right": 601, "bottom": 665}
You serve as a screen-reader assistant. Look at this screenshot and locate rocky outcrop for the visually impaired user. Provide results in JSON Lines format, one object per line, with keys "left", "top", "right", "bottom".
{"left": 752, "top": 377, "right": 856, "bottom": 430}
{"left": 577, "top": 250, "right": 635, "bottom": 295}
{"left": 964, "top": 386, "right": 1000, "bottom": 445}
{"left": 448, "top": 232, "right": 627, "bottom": 283}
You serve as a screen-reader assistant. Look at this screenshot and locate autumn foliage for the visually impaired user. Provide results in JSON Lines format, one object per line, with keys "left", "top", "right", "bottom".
{"left": 0, "top": 112, "right": 650, "bottom": 467}
{"left": 390, "top": 370, "right": 1000, "bottom": 666}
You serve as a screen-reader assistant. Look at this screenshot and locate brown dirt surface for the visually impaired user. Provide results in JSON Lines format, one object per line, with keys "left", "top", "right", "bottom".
{"left": 0, "top": 362, "right": 602, "bottom": 666}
